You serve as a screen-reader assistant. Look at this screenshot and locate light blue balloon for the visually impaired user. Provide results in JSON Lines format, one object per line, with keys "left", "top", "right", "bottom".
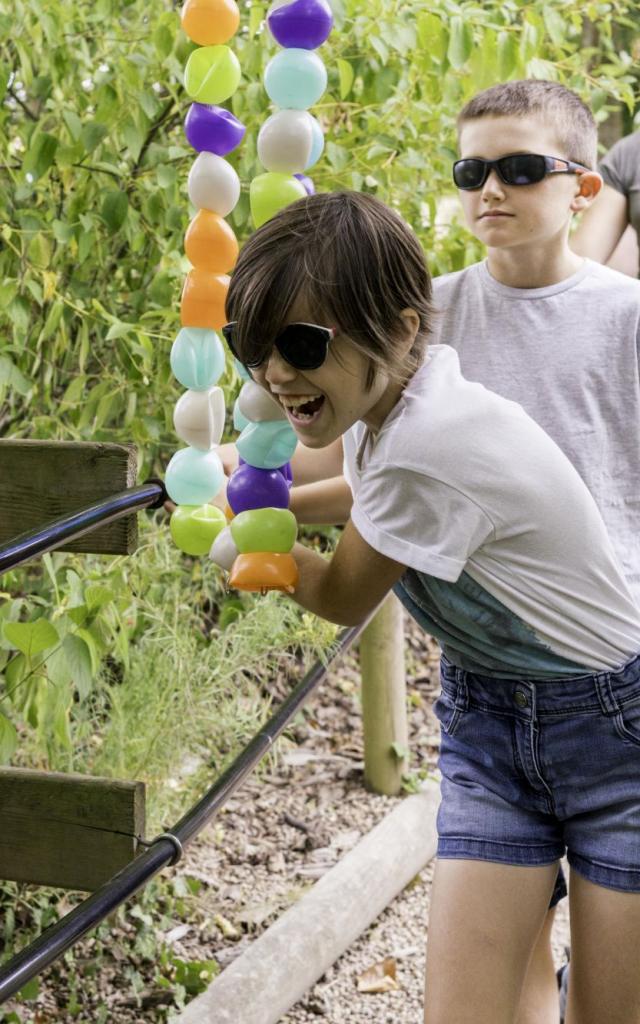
{"left": 171, "top": 328, "right": 226, "bottom": 391}
{"left": 234, "top": 357, "right": 251, "bottom": 381}
{"left": 237, "top": 420, "right": 298, "bottom": 469}
{"left": 165, "top": 447, "right": 224, "bottom": 505}
{"left": 264, "top": 48, "right": 327, "bottom": 110}
{"left": 233, "top": 397, "right": 250, "bottom": 431}
{"left": 305, "top": 115, "right": 324, "bottom": 169}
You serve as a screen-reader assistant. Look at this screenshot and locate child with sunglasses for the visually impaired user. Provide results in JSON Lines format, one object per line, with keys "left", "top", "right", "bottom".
{"left": 218, "top": 188, "right": 640, "bottom": 1024}
{"left": 430, "top": 78, "right": 640, "bottom": 1024}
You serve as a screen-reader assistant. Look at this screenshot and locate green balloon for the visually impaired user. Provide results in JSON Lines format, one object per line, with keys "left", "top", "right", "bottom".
{"left": 171, "top": 504, "right": 227, "bottom": 556}
{"left": 250, "top": 172, "right": 307, "bottom": 228}
{"left": 184, "top": 46, "right": 241, "bottom": 105}
{"left": 230, "top": 507, "right": 297, "bottom": 554}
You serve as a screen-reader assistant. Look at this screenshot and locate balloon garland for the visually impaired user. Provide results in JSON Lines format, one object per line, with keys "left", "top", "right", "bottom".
{"left": 168, "top": 0, "right": 334, "bottom": 595}
{"left": 211, "top": 0, "right": 334, "bottom": 595}
{"left": 166, "top": 0, "right": 245, "bottom": 558}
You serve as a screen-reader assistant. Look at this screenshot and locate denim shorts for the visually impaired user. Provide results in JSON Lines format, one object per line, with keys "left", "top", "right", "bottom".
{"left": 435, "top": 653, "right": 640, "bottom": 895}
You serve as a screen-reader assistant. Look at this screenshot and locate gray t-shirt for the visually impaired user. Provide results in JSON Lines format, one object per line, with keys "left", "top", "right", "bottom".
{"left": 431, "top": 258, "right": 640, "bottom": 602}
{"left": 599, "top": 131, "right": 640, "bottom": 273}
{"left": 343, "top": 345, "right": 640, "bottom": 678}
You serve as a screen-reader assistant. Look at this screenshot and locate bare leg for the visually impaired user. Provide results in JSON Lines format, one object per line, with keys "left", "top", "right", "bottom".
{"left": 516, "top": 907, "right": 560, "bottom": 1024}
{"left": 565, "top": 869, "right": 640, "bottom": 1024}
{"left": 424, "top": 859, "right": 559, "bottom": 1024}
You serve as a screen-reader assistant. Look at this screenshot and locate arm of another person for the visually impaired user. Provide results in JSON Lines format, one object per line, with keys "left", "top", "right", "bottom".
{"left": 289, "top": 518, "right": 407, "bottom": 626}
{"left": 571, "top": 182, "right": 629, "bottom": 264}
{"left": 216, "top": 437, "right": 344, "bottom": 483}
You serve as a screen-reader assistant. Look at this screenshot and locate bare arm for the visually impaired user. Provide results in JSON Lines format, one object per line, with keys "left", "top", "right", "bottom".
{"left": 216, "top": 436, "right": 344, "bottom": 484}
{"left": 571, "top": 183, "right": 629, "bottom": 264}
{"left": 289, "top": 476, "right": 353, "bottom": 525}
{"left": 289, "top": 519, "right": 407, "bottom": 626}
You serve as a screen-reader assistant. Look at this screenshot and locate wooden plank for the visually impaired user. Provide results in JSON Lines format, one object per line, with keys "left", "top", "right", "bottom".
{"left": 0, "top": 767, "right": 145, "bottom": 891}
{"left": 0, "top": 439, "right": 138, "bottom": 555}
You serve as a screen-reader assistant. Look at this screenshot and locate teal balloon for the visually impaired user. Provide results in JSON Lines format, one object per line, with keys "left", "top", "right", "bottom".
{"left": 237, "top": 420, "right": 297, "bottom": 469}
{"left": 233, "top": 397, "right": 250, "bottom": 431}
{"left": 264, "top": 48, "right": 327, "bottom": 110}
{"left": 305, "top": 116, "right": 324, "bottom": 169}
{"left": 234, "top": 357, "right": 251, "bottom": 381}
{"left": 171, "top": 327, "right": 226, "bottom": 390}
{"left": 165, "top": 447, "right": 224, "bottom": 505}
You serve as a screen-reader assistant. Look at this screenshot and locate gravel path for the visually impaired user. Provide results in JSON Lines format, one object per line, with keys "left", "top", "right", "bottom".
{"left": 170, "top": 612, "right": 571, "bottom": 1022}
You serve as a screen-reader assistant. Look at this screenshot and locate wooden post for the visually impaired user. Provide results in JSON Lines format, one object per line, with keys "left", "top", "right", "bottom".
{"left": 0, "top": 439, "right": 138, "bottom": 555}
{"left": 0, "top": 768, "right": 145, "bottom": 891}
{"left": 359, "top": 593, "right": 408, "bottom": 795}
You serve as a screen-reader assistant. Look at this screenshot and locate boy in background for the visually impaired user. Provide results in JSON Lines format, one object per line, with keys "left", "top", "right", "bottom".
{"left": 430, "top": 78, "right": 640, "bottom": 1024}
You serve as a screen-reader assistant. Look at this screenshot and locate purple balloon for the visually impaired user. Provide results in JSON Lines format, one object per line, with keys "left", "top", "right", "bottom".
{"left": 279, "top": 461, "right": 294, "bottom": 485}
{"left": 294, "top": 173, "right": 315, "bottom": 195}
{"left": 227, "top": 463, "right": 291, "bottom": 513}
{"left": 267, "top": 0, "right": 333, "bottom": 49}
{"left": 184, "top": 103, "right": 246, "bottom": 156}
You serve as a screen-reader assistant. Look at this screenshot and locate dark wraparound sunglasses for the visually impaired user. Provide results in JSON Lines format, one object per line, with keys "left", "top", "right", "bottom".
{"left": 453, "top": 153, "right": 588, "bottom": 190}
{"left": 222, "top": 321, "right": 337, "bottom": 371}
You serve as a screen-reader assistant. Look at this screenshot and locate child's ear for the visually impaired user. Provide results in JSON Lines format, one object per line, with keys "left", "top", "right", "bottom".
{"left": 398, "top": 308, "right": 420, "bottom": 347}
{"left": 571, "top": 171, "right": 603, "bottom": 211}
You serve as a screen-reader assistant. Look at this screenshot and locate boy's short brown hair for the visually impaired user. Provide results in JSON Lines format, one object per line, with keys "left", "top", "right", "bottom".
{"left": 225, "top": 191, "right": 433, "bottom": 389}
{"left": 457, "top": 80, "right": 597, "bottom": 170}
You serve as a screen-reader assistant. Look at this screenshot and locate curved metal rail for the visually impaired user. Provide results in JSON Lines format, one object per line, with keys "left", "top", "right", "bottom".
{"left": 0, "top": 486, "right": 364, "bottom": 1002}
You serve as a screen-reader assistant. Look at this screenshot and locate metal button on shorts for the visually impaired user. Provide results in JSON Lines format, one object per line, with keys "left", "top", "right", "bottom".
{"left": 514, "top": 689, "right": 529, "bottom": 708}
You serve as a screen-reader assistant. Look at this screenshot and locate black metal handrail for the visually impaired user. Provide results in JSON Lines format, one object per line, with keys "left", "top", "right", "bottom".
{"left": 0, "top": 479, "right": 166, "bottom": 575}
{"left": 0, "top": 487, "right": 364, "bottom": 1002}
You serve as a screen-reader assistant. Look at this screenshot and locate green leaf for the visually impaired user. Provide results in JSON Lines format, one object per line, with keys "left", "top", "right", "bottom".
{"left": 497, "top": 31, "right": 519, "bottom": 79}
{"left": 63, "top": 635, "right": 93, "bottom": 699}
{"left": 22, "top": 132, "right": 58, "bottom": 181}
{"left": 0, "top": 713, "right": 17, "bottom": 764}
{"left": 543, "top": 7, "right": 567, "bottom": 48}
{"left": 4, "top": 619, "right": 59, "bottom": 658}
{"left": 101, "top": 191, "right": 129, "bottom": 233}
{"left": 337, "top": 59, "right": 354, "bottom": 100}
{"left": 447, "top": 16, "right": 473, "bottom": 70}
{"left": 153, "top": 23, "right": 173, "bottom": 58}
{"left": 85, "top": 584, "right": 115, "bottom": 612}
{"left": 81, "top": 121, "right": 108, "bottom": 153}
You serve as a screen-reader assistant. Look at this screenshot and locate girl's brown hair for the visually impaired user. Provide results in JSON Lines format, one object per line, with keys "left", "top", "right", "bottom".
{"left": 225, "top": 191, "right": 433, "bottom": 389}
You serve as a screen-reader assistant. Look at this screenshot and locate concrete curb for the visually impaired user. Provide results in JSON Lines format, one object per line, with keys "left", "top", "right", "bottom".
{"left": 177, "top": 780, "right": 440, "bottom": 1023}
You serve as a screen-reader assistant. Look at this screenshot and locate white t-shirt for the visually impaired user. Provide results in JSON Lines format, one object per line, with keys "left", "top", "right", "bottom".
{"left": 430, "top": 258, "right": 640, "bottom": 602}
{"left": 343, "top": 345, "right": 640, "bottom": 679}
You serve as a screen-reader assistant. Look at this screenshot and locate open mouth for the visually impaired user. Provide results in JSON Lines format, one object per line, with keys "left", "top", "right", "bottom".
{"left": 278, "top": 394, "right": 325, "bottom": 425}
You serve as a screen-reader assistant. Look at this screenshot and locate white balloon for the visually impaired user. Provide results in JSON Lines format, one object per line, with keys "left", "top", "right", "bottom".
{"left": 237, "top": 380, "right": 287, "bottom": 422}
{"left": 209, "top": 526, "right": 238, "bottom": 571}
{"left": 173, "top": 387, "right": 225, "bottom": 450}
{"left": 187, "top": 152, "right": 241, "bottom": 216}
{"left": 257, "top": 109, "right": 315, "bottom": 175}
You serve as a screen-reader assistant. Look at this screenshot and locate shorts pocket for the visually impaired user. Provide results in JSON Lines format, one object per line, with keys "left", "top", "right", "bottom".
{"left": 613, "top": 695, "right": 640, "bottom": 748}
{"left": 433, "top": 692, "right": 465, "bottom": 738}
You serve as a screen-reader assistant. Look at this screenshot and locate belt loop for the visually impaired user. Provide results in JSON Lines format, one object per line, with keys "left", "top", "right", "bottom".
{"left": 455, "top": 669, "right": 469, "bottom": 712}
{"left": 595, "top": 673, "right": 617, "bottom": 715}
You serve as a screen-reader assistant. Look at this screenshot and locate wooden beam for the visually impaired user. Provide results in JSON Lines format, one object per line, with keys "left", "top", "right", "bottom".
{"left": 0, "top": 439, "right": 138, "bottom": 555}
{"left": 0, "top": 767, "right": 145, "bottom": 891}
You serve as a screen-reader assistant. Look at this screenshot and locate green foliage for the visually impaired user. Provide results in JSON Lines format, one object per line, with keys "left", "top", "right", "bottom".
{"left": 1, "top": 0, "right": 639, "bottom": 468}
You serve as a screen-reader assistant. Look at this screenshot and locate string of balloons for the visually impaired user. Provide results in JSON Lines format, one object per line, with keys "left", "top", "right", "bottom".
{"left": 165, "top": 0, "right": 333, "bottom": 593}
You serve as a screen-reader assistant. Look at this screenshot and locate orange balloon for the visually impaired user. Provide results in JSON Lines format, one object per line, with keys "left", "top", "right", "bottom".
{"left": 224, "top": 503, "right": 235, "bottom": 522}
{"left": 181, "top": 0, "right": 240, "bottom": 46}
{"left": 185, "top": 210, "right": 239, "bottom": 273}
{"left": 229, "top": 552, "right": 299, "bottom": 594}
{"left": 180, "top": 269, "right": 230, "bottom": 329}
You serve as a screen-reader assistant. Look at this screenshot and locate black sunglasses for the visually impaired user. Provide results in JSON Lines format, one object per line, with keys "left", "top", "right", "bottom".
{"left": 222, "top": 321, "right": 337, "bottom": 371}
{"left": 453, "top": 153, "right": 588, "bottom": 190}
